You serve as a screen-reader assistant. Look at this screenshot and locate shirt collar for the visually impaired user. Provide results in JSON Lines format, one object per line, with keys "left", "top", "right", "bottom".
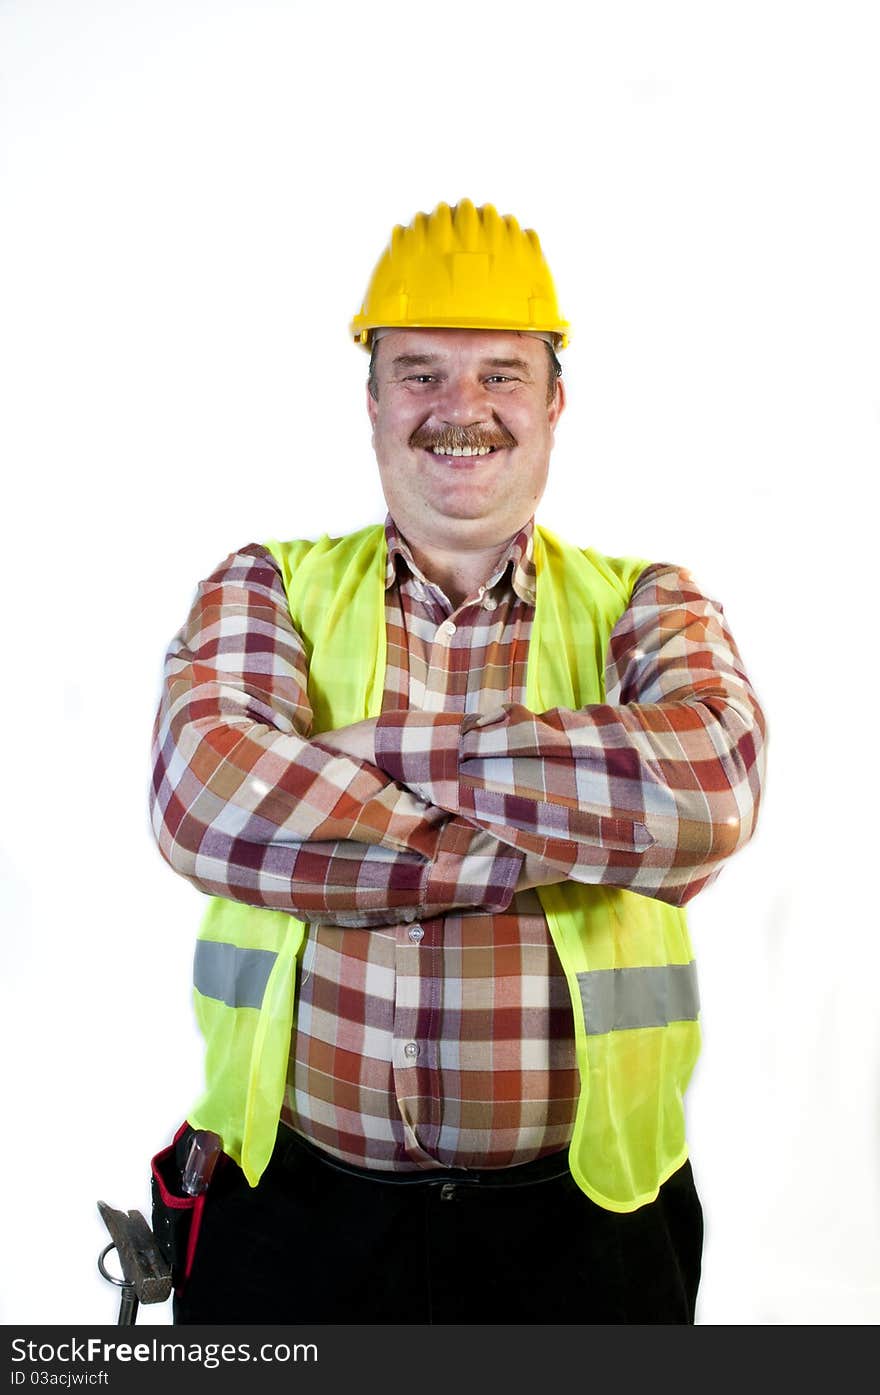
{"left": 383, "top": 514, "right": 537, "bottom": 605}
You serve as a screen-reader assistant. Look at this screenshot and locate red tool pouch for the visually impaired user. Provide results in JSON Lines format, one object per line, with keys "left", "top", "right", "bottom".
{"left": 150, "top": 1122, "right": 209, "bottom": 1293}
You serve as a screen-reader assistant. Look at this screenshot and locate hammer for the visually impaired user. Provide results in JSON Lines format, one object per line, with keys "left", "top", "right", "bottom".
{"left": 97, "top": 1200, "right": 172, "bottom": 1324}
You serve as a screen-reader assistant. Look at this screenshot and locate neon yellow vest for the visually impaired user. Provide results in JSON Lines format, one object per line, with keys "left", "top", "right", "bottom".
{"left": 188, "top": 523, "right": 700, "bottom": 1213}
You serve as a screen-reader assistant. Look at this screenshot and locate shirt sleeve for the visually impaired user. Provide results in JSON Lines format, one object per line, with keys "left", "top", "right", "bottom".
{"left": 373, "top": 562, "right": 767, "bottom": 907}
{"left": 149, "top": 544, "right": 522, "bottom": 926}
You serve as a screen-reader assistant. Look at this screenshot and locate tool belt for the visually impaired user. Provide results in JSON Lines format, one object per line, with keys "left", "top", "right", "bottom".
{"left": 151, "top": 1120, "right": 572, "bottom": 1292}
{"left": 150, "top": 1122, "right": 214, "bottom": 1293}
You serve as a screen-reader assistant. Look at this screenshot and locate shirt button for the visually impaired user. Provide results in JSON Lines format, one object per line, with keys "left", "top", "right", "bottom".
{"left": 440, "top": 620, "right": 456, "bottom": 637}
{"left": 408, "top": 926, "right": 424, "bottom": 943}
{"left": 404, "top": 1041, "right": 420, "bottom": 1060}
{"left": 482, "top": 595, "right": 497, "bottom": 611}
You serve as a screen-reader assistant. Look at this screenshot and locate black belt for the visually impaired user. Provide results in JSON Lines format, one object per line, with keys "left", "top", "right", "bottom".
{"left": 275, "top": 1127, "right": 571, "bottom": 1190}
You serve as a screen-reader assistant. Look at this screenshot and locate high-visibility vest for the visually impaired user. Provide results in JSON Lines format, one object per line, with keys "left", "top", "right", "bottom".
{"left": 188, "top": 523, "right": 701, "bottom": 1213}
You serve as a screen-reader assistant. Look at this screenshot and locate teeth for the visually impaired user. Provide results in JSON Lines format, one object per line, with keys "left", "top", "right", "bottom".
{"left": 430, "top": 445, "right": 494, "bottom": 456}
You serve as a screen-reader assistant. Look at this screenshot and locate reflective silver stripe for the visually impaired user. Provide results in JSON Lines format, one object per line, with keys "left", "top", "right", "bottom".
{"left": 194, "top": 940, "right": 278, "bottom": 1010}
{"left": 577, "top": 962, "right": 700, "bottom": 1035}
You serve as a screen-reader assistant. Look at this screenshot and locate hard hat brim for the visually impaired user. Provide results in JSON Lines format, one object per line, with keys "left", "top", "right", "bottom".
{"left": 352, "top": 317, "right": 570, "bottom": 350}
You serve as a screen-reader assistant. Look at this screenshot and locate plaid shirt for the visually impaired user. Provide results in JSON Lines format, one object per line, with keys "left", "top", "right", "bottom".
{"left": 151, "top": 517, "right": 766, "bottom": 1170}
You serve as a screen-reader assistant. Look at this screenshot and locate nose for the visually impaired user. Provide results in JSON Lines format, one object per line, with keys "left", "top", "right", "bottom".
{"left": 434, "top": 373, "right": 491, "bottom": 425}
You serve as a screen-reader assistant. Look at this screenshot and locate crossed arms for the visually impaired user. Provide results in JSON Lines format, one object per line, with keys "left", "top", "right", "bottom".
{"left": 149, "top": 543, "right": 766, "bottom": 925}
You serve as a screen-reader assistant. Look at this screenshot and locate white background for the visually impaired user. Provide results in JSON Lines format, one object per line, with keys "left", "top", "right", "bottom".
{"left": 1, "top": 0, "right": 878, "bottom": 1326}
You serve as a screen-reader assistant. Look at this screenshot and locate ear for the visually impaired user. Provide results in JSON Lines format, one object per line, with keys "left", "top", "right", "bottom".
{"left": 548, "top": 376, "right": 566, "bottom": 431}
{"left": 366, "top": 379, "right": 379, "bottom": 428}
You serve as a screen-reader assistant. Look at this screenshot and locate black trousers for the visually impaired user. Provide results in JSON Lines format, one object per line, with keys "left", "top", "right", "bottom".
{"left": 172, "top": 1128, "right": 703, "bottom": 1325}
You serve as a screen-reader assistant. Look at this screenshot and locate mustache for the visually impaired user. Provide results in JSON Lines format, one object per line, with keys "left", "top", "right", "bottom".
{"left": 409, "top": 423, "right": 517, "bottom": 452}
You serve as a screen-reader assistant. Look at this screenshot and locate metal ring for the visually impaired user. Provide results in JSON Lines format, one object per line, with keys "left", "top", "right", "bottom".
{"left": 97, "top": 1241, "right": 129, "bottom": 1288}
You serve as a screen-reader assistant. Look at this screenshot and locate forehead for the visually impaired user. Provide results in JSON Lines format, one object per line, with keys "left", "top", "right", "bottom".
{"left": 373, "top": 327, "right": 548, "bottom": 373}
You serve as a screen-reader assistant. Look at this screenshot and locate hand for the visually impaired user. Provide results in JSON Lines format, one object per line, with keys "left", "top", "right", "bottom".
{"left": 311, "top": 718, "right": 380, "bottom": 765}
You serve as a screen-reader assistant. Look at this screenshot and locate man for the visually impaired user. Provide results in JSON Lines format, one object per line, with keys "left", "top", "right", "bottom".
{"left": 149, "top": 198, "right": 766, "bottom": 1325}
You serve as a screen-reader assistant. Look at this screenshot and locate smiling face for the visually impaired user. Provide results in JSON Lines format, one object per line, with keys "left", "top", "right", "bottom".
{"left": 366, "top": 327, "right": 565, "bottom": 556}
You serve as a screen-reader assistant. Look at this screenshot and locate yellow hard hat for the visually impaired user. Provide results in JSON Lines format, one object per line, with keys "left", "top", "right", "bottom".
{"left": 350, "top": 198, "right": 570, "bottom": 350}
